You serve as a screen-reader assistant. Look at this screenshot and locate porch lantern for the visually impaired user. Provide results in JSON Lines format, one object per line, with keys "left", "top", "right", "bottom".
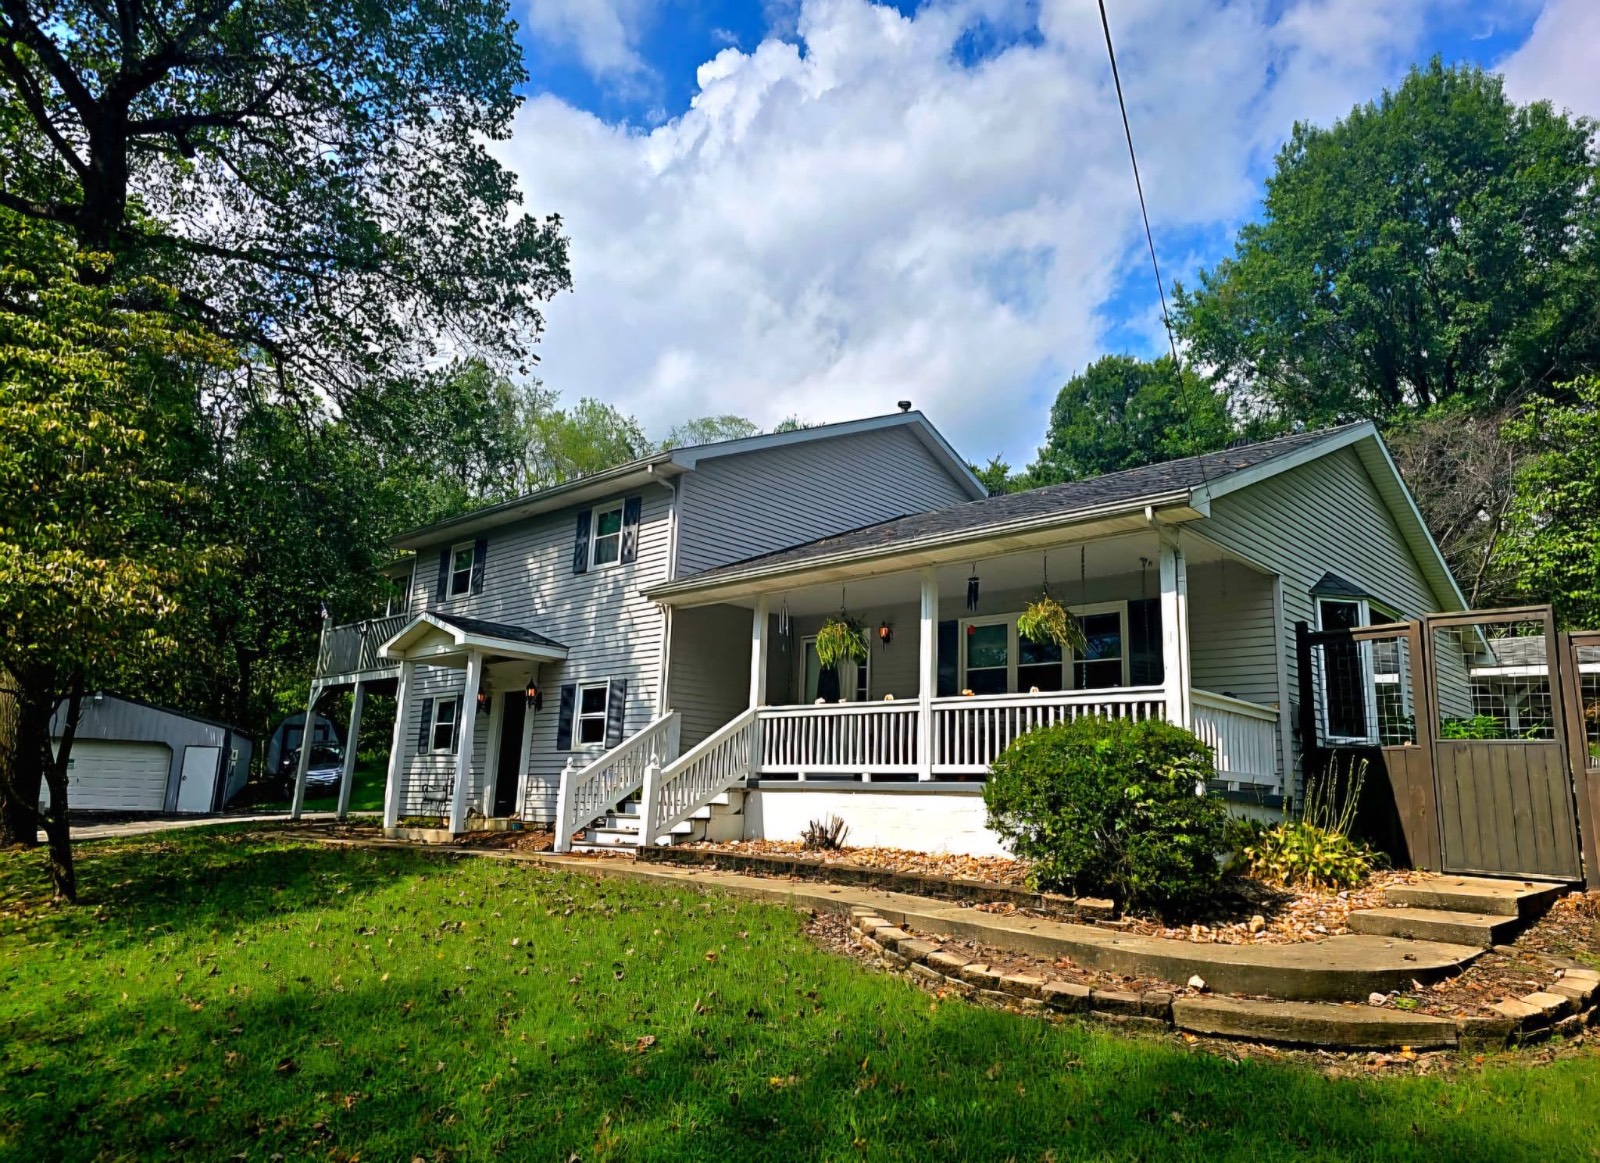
{"left": 878, "top": 621, "right": 892, "bottom": 647}
{"left": 525, "top": 681, "right": 543, "bottom": 712}
{"left": 476, "top": 689, "right": 489, "bottom": 713}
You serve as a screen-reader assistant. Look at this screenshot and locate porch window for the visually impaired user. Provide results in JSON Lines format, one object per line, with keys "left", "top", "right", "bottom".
{"left": 965, "top": 621, "right": 1010, "bottom": 695}
{"left": 577, "top": 682, "right": 610, "bottom": 745}
{"left": 1317, "top": 598, "right": 1375, "bottom": 743}
{"left": 959, "top": 603, "right": 1128, "bottom": 694}
{"left": 1074, "top": 609, "right": 1125, "bottom": 690}
{"left": 431, "top": 697, "right": 458, "bottom": 752}
{"left": 590, "top": 502, "right": 624, "bottom": 569}
{"left": 801, "top": 638, "right": 870, "bottom": 702}
{"left": 448, "top": 544, "right": 474, "bottom": 598}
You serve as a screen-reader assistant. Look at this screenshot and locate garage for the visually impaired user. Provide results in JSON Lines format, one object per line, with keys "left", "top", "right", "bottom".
{"left": 44, "top": 740, "right": 173, "bottom": 812}
{"left": 48, "top": 693, "right": 253, "bottom": 815}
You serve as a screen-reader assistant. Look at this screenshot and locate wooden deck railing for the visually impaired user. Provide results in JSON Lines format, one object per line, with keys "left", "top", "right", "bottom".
{"left": 315, "top": 613, "right": 410, "bottom": 678}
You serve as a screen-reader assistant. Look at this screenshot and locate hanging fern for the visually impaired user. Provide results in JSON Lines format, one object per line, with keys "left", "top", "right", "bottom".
{"left": 1017, "top": 595, "right": 1086, "bottom": 652}
{"left": 815, "top": 616, "right": 869, "bottom": 668}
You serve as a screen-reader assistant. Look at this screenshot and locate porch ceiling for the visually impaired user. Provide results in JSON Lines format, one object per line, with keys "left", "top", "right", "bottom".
{"left": 719, "top": 530, "right": 1240, "bottom": 616}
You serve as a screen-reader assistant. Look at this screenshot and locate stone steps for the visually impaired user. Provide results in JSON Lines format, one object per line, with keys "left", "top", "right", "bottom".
{"left": 1384, "top": 875, "right": 1568, "bottom": 919}
{"left": 1347, "top": 906, "right": 1523, "bottom": 948}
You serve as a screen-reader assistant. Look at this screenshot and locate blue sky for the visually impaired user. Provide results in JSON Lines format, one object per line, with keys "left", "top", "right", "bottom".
{"left": 499, "top": 0, "right": 1597, "bottom": 466}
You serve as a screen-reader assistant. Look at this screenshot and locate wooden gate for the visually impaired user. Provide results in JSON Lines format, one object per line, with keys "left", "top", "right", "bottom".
{"left": 1298, "top": 606, "right": 1592, "bottom": 885}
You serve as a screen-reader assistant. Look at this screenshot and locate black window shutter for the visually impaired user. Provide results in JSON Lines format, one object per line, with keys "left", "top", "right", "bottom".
{"left": 555, "top": 683, "right": 577, "bottom": 749}
{"left": 572, "top": 510, "right": 592, "bottom": 574}
{"left": 1128, "top": 599, "right": 1163, "bottom": 686}
{"left": 605, "top": 678, "right": 628, "bottom": 747}
{"left": 417, "top": 697, "right": 433, "bottom": 753}
{"left": 471, "top": 537, "right": 488, "bottom": 595}
{"left": 936, "top": 620, "right": 960, "bottom": 697}
{"left": 434, "top": 549, "right": 449, "bottom": 603}
{"left": 620, "top": 496, "right": 642, "bottom": 564}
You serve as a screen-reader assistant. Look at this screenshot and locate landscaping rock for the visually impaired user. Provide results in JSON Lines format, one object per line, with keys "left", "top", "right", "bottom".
{"left": 910, "top": 962, "right": 943, "bottom": 983}
{"left": 999, "top": 973, "right": 1049, "bottom": 1000}
{"left": 1089, "top": 989, "right": 1144, "bottom": 1017}
{"left": 927, "top": 950, "right": 970, "bottom": 975}
{"left": 898, "top": 938, "right": 939, "bottom": 963}
{"left": 1489, "top": 998, "right": 1543, "bottom": 1024}
{"left": 1041, "top": 980, "right": 1092, "bottom": 1013}
{"left": 1173, "top": 997, "right": 1458, "bottom": 1050}
{"left": 1455, "top": 1015, "right": 1516, "bottom": 1051}
{"left": 960, "top": 964, "right": 1003, "bottom": 989}
{"left": 1140, "top": 991, "right": 1175, "bottom": 1019}
{"left": 1521, "top": 991, "right": 1578, "bottom": 1019}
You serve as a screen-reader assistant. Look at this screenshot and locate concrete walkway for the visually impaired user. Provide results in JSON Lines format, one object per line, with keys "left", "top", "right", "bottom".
{"left": 43, "top": 811, "right": 361, "bottom": 843}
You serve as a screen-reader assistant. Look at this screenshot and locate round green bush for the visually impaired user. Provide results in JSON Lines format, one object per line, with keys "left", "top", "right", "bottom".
{"left": 982, "top": 716, "right": 1228, "bottom": 914}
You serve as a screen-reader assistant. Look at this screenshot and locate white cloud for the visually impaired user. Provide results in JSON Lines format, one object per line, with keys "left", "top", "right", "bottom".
{"left": 524, "top": 0, "right": 656, "bottom": 79}
{"left": 1499, "top": 0, "right": 1600, "bottom": 118}
{"left": 503, "top": 0, "right": 1476, "bottom": 465}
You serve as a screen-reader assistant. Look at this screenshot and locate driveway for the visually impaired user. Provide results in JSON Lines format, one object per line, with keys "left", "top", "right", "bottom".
{"left": 39, "top": 811, "right": 362, "bottom": 843}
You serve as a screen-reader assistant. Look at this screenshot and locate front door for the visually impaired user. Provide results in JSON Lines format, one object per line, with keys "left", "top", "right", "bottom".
{"left": 493, "top": 692, "right": 527, "bottom": 817}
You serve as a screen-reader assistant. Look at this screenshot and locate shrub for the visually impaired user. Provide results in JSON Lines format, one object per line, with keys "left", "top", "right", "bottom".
{"left": 801, "top": 814, "right": 849, "bottom": 851}
{"left": 983, "top": 716, "right": 1228, "bottom": 913}
{"left": 1241, "top": 754, "right": 1381, "bottom": 889}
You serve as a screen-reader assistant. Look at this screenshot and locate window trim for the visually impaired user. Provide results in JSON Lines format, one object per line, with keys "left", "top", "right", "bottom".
{"left": 431, "top": 697, "right": 459, "bottom": 753}
{"left": 1315, "top": 597, "right": 1380, "bottom": 745}
{"left": 798, "top": 635, "right": 872, "bottom": 702}
{"left": 446, "top": 541, "right": 475, "bottom": 600}
{"left": 575, "top": 680, "right": 611, "bottom": 748}
{"left": 588, "top": 501, "right": 625, "bottom": 572}
{"left": 957, "top": 601, "right": 1131, "bottom": 694}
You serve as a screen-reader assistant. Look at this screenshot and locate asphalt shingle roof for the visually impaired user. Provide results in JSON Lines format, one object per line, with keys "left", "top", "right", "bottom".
{"left": 426, "top": 612, "right": 568, "bottom": 652}
{"left": 672, "top": 425, "right": 1363, "bottom": 586}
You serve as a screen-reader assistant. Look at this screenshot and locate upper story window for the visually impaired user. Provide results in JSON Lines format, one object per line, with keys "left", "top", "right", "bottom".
{"left": 448, "top": 543, "right": 474, "bottom": 598}
{"left": 590, "top": 502, "right": 624, "bottom": 569}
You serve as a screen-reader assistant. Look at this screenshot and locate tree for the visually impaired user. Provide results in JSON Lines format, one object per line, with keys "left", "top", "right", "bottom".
{"left": 1385, "top": 405, "right": 1524, "bottom": 608}
{"left": 0, "top": 214, "right": 230, "bottom": 891}
{"left": 1175, "top": 60, "right": 1600, "bottom": 426}
{"left": 970, "top": 456, "right": 1023, "bottom": 496}
{"left": 1499, "top": 379, "right": 1600, "bottom": 628}
{"left": 1029, "top": 355, "right": 1239, "bottom": 484}
{"left": 661, "top": 415, "right": 760, "bottom": 450}
{"left": 0, "top": 0, "right": 570, "bottom": 392}
{"left": 523, "top": 398, "right": 649, "bottom": 489}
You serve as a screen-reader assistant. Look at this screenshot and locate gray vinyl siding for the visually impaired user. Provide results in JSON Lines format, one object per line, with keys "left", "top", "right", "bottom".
{"left": 48, "top": 695, "right": 239, "bottom": 813}
{"left": 667, "top": 604, "right": 753, "bottom": 750}
{"left": 674, "top": 426, "right": 975, "bottom": 576}
{"left": 1187, "top": 562, "right": 1278, "bottom": 707}
{"left": 1196, "top": 446, "right": 1454, "bottom": 778}
{"left": 392, "top": 485, "right": 674, "bottom": 821}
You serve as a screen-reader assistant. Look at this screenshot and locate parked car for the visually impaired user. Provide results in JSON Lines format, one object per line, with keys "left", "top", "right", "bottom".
{"left": 277, "top": 744, "right": 344, "bottom": 796}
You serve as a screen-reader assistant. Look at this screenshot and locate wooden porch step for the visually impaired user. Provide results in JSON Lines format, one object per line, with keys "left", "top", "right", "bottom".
{"left": 1346, "top": 907, "right": 1522, "bottom": 948}
{"left": 1384, "top": 876, "right": 1568, "bottom": 919}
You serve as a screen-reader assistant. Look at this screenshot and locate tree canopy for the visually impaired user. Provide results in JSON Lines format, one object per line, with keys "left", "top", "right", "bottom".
{"left": 0, "top": 0, "right": 570, "bottom": 391}
{"left": 1175, "top": 60, "right": 1600, "bottom": 426}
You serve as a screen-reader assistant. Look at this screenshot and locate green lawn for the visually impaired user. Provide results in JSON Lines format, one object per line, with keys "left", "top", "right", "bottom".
{"left": 2, "top": 833, "right": 1597, "bottom": 1162}
{"left": 249, "top": 756, "right": 387, "bottom": 815}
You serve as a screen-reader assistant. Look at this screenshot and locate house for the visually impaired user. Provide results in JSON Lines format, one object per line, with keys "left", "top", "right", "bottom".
{"left": 48, "top": 693, "right": 253, "bottom": 814}
{"left": 291, "top": 412, "right": 1465, "bottom": 857}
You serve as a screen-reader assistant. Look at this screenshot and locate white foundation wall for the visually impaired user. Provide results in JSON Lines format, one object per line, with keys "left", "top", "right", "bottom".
{"left": 743, "top": 786, "right": 1012, "bottom": 858}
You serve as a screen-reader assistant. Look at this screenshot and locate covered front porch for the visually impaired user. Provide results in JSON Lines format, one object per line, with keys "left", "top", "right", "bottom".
{"left": 667, "top": 528, "right": 1289, "bottom": 795}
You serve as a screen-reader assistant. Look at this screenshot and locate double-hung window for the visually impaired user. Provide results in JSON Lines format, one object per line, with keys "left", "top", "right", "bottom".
{"left": 448, "top": 543, "right": 474, "bottom": 599}
{"left": 590, "top": 503, "right": 624, "bottom": 569}
{"left": 431, "top": 697, "right": 459, "bottom": 752}
{"left": 959, "top": 603, "right": 1128, "bottom": 694}
{"left": 577, "top": 682, "right": 610, "bottom": 745}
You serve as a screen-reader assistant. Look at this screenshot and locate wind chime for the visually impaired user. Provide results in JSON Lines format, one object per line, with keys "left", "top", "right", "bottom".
{"left": 777, "top": 597, "right": 791, "bottom": 652}
{"left": 966, "top": 563, "right": 981, "bottom": 612}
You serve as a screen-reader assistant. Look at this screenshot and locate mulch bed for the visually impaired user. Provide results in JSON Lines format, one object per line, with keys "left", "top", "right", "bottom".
{"left": 679, "top": 839, "right": 1031, "bottom": 886}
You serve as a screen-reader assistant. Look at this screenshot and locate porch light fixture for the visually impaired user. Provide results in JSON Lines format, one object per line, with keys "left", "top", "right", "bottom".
{"left": 476, "top": 689, "right": 489, "bottom": 713}
{"left": 525, "top": 681, "right": 544, "bottom": 712}
{"left": 878, "top": 621, "right": 892, "bottom": 646}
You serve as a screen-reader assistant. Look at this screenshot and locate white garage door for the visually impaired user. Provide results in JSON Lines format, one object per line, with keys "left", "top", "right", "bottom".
{"left": 43, "top": 741, "right": 172, "bottom": 812}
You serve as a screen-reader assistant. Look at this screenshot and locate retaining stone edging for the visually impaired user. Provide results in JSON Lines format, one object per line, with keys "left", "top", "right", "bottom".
{"left": 846, "top": 908, "right": 1600, "bottom": 1052}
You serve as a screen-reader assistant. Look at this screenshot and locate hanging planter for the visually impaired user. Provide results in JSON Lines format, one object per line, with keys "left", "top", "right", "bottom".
{"left": 1017, "top": 594, "right": 1086, "bottom": 653}
{"left": 815, "top": 616, "right": 869, "bottom": 669}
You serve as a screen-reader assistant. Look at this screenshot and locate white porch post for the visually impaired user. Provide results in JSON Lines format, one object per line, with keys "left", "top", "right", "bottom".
{"left": 289, "top": 683, "right": 321, "bottom": 821}
{"left": 917, "top": 567, "right": 938, "bottom": 781}
{"left": 382, "top": 660, "right": 415, "bottom": 830}
{"left": 482, "top": 682, "right": 505, "bottom": 817}
{"left": 639, "top": 759, "right": 663, "bottom": 849}
{"left": 513, "top": 681, "right": 536, "bottom": 820}
{"left": 448, "top": 649, "right": 484, "bottom": 834}
{"left": 749, "top": 595, "right": 770, "bottom": 708}
{"left": 336, "top": 681, "right": 366, "bottom": 821}
{"left": 1159, "top": 538, "right": 1192, "bottom": 729}
{"left": 553, "top": 756, "right": 577, "bottom": 853}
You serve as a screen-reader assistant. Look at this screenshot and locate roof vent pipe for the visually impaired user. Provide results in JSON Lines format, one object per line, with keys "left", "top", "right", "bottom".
{"left": 897, "top": 400, "right": 911, "bottom": 412}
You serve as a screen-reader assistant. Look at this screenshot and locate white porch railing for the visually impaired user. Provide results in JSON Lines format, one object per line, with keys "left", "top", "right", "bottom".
{"left": 553, "top": 711, "right": 681, "bottom": 853}
{"left": 643, "top": 708, "right": 761, "bottom": 841}
{"left": 759, "top": 702, "right": 920, "bottom": 777}
{"left": 1191, "top": 689, "right": 1280, "bottom": 789}
{"left": 930, "top": 687, "right": 1169, "bottom": 774}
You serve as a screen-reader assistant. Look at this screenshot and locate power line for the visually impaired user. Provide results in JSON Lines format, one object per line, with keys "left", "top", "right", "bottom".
{"left": 1095, "top": 0, "right": 1181, "bottom": 368}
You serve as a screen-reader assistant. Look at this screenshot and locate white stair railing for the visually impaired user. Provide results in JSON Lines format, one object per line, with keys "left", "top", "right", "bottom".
{"left": 553, "top": 711, "right": 681, "bottom": 853}
{"left": 640, "top": 708, "right": 759, "bottom": 845}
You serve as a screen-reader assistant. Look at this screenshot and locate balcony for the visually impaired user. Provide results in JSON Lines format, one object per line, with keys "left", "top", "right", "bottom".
{"left": 313, "top": 613, "right": 411, "bottom": 682}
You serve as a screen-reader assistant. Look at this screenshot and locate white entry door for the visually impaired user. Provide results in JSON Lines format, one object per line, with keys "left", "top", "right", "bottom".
{"left": 177, "top": 746, "right": 221, "bottom": 813}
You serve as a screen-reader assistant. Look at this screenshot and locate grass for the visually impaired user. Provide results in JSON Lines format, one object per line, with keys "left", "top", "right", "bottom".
{"left": 2, "top": 832, "right": 1598, "bottom": 1162}
{"left": 249, "top": 756, "right": 387, "bottom": 815}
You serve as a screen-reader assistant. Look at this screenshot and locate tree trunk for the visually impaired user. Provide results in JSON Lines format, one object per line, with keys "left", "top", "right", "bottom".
{"left": 35, "top": 675, "right": 83, "bottom": 902}
{"left": 0, "top": 668, "right": 36, "bottom": 847}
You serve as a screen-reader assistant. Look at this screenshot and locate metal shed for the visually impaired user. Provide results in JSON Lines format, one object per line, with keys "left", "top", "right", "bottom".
{"left": 264, "top": 711, "right": 345, "bottom": 781}
{"left": 47, "top": 694, "right": 253, "bottom": 814}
